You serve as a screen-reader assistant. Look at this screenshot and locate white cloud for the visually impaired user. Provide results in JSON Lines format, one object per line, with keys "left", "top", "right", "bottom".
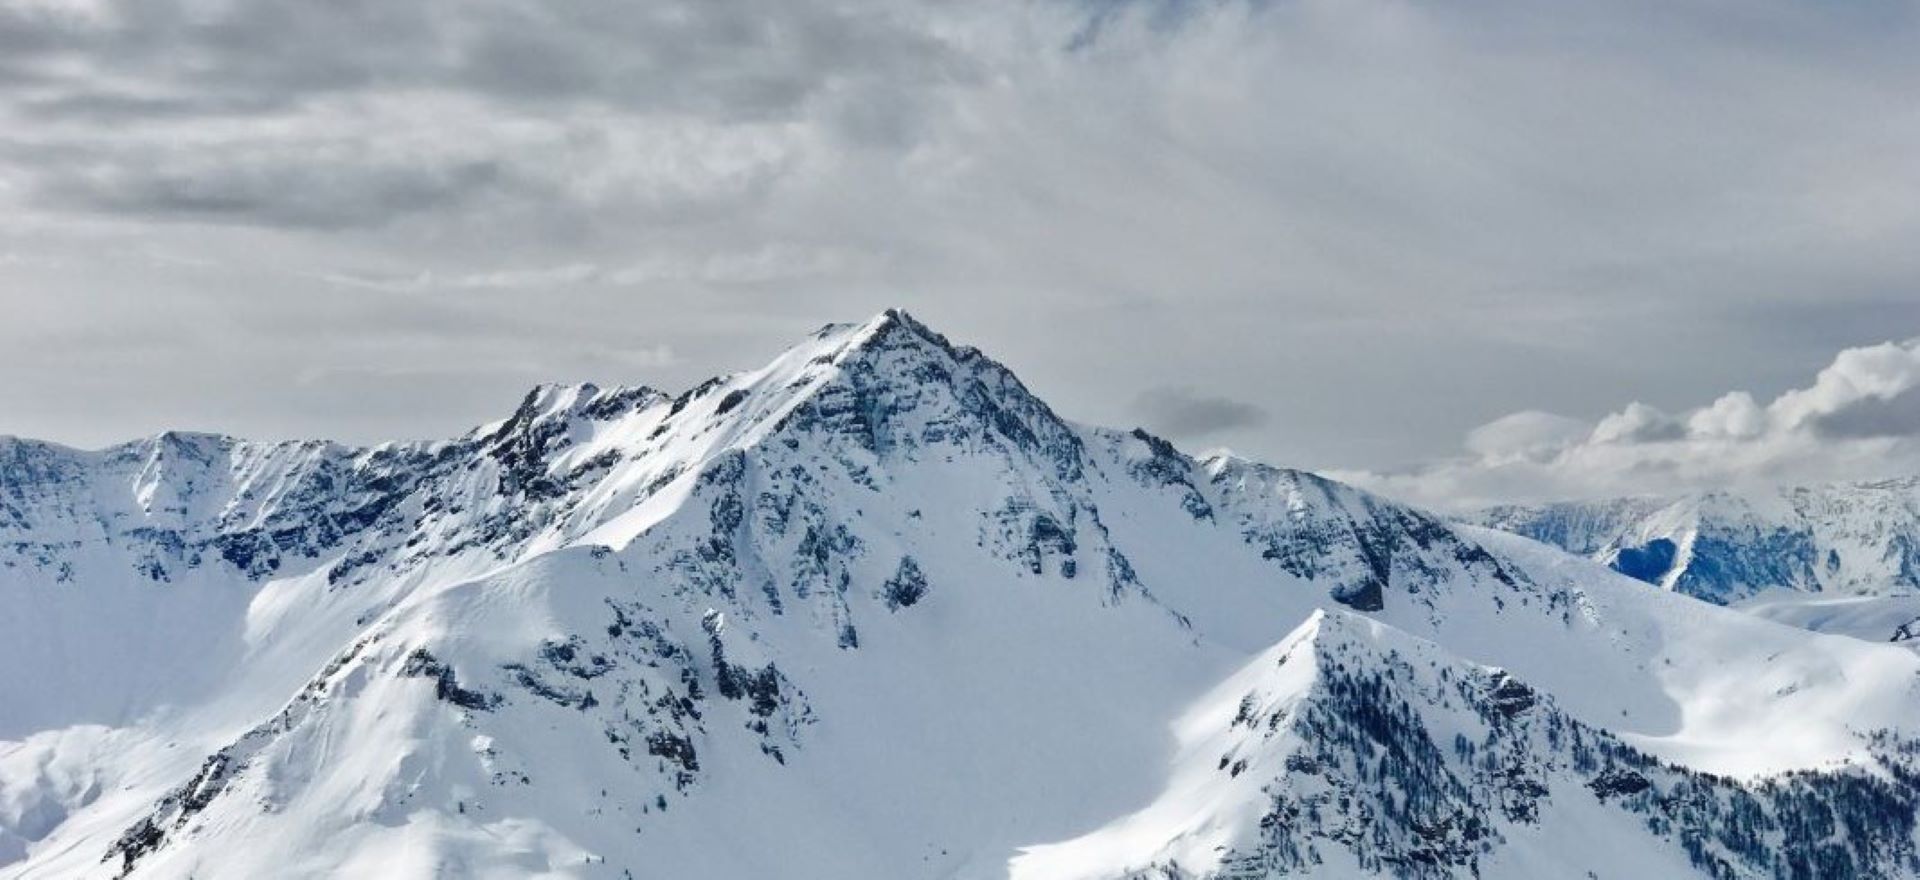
{"left": 1590, "top": 402, "right": 1686, "bottom": 446}
{"left": 1342, "top": 337, "right": 1920, "bottom": 509}
{"left": 1773, "top": 340, "right": 1920, "bottom": 436}
{"left": 1687, "top": 391, "right": 1767, "bottom": 440}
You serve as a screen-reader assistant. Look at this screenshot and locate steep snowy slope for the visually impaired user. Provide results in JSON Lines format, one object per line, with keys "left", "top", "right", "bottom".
{"left": 4, "top": 311, "right": 1919, "bottom": 879}
{"left": 1018, "top": 609, "right": 1920, "bottom": 880}
{"left": 1479, "top": 478, "right": 1920, "bottom": 605}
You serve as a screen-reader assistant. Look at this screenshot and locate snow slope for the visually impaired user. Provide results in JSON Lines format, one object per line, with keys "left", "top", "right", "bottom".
{"left": 1018, "top": 608, "right": 1920, "bottom": 880}
{"left": 1734, "top": 589, "right": 1920, "bottom": 647}
{"left": 3, "top": 311, "right": 1919, "bottom": 879}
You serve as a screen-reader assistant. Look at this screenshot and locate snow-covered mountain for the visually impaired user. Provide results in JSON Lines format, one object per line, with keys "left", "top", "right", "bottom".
{"left": 4, "top": 311, "right": 1920, "bottom": 879}
{"left": 1478, "top": 480, "right": 1920, "bottom": 605}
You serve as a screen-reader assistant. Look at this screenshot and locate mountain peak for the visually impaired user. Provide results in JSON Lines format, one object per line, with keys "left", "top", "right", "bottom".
{"left": 803, "top": 307, "right": 964, "bottom": 368}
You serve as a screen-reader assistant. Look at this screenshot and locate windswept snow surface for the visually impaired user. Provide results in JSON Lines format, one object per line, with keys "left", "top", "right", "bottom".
{"left": 1735, "top": 589, "right": 1920, "bottom": 646}
{"left": 3, "top": 311, "right": 1918, "bottom": 879}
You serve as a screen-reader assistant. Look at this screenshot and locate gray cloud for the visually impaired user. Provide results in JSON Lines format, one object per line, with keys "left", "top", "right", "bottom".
{"left": 0, "top": 0, "right": 969, "bottom": 232}
{"left": 1809, "top": 385, "right": 1920, "bottom": 439}
{"left": 0, "top": 0, "right": 1915, "bottom": 483}
{"left": 0, "top": 0, "right": 972, "bottom": 123}
{"left": 28, "top": 144, "right": 509, "bottom": 230}
{"left": 1135, "top": 386, "right": 1268, "bottom": 439}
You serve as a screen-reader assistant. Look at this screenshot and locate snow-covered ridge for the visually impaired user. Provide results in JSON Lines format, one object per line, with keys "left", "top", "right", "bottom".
{"left": 1477, "top": 477, "right": 1920, "bottom": 605}
{"left": 5, "top": 310, "right": 1920, "bottom": 879}
{"left": 0, "top": 311, "right": 1074, "bottom": 592}
{"left": 1020, "top": 608, "right": 1920, "bottom": 879}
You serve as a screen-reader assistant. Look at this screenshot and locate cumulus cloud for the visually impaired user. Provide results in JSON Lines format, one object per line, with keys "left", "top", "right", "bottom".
{"left": 1343, "top": 338, "right": 1920, "bottom": 509}
{"left": 1590, "top": 402, "right": 1688, "bottom": 446}
{"left": 1777, "top": 342, "right": 1920, "bottom": 437}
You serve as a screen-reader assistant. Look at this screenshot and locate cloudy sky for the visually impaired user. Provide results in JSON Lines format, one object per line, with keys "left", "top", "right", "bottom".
{"left": 1, "top": 0, "right": 1916, "bottom": 506}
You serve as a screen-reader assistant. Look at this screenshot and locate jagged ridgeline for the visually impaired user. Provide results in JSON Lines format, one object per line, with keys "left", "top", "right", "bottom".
{"left": 4, "top": 310, "right": 1920, "bottom": 879}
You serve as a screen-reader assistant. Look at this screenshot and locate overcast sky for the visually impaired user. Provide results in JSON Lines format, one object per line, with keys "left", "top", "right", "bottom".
{"left": 1, "top": 0, "right": 1916, "bottom": 505}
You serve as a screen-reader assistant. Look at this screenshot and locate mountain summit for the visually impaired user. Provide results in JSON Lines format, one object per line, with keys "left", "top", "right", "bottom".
{"left": 4, "top": 312, "right": 1919, "bottom": 879}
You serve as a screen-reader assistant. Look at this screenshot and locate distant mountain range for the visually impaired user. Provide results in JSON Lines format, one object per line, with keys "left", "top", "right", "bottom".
{"left": 4, "top": 311, "right": 1919, "bottom": 879}
{"left": 1478, "top": 479, "right": 1920, "bottom": 604}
